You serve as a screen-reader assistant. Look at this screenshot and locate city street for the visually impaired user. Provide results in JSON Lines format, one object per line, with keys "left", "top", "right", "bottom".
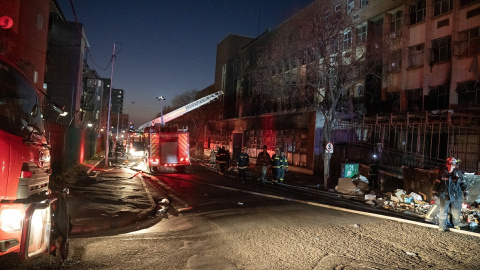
{"left": 2, "top": 159, "right": 479, "bottom": 269}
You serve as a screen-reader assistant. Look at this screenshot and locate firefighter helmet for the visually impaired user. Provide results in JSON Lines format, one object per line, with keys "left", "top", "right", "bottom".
{"left": 446, "top": 157, "right": 459, "bottom": 166}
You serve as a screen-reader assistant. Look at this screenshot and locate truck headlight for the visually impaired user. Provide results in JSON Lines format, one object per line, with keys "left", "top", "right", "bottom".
{"left": 1, "top": 208, "right": 23, "bottom": 232}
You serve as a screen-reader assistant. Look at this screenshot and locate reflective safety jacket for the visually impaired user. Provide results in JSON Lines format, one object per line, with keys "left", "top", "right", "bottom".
{"left": 271, "top": 154, "right": 281, "bottom": 169}
{"left": 238, "top": 152, "right": 250, "bottom": 169}
{"left": 279, "top": 155, "right": 288, "bottom": 170}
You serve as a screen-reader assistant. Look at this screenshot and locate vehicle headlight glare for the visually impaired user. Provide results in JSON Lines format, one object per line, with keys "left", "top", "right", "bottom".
{"left": 1, "top": 209, "right": 23, "bottom": 232}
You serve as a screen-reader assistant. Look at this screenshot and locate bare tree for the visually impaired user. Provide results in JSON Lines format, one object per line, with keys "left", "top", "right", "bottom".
{"left": 250, "top": 2, "right": 374, "bottom": 187}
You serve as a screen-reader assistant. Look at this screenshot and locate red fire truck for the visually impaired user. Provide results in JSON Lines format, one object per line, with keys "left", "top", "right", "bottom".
{"left": 144, "top": 126, "right": 190, "bottom": 173}
{"left": 138, "top": 91, "right": 223, "bottom": 173}
{"left": 0, "top": 56, "right": 70, "bottom": 261}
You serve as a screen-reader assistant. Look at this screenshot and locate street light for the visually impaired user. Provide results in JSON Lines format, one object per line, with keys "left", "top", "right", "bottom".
{"left": 157, "top": 96, "right": 166, "bottom": 125}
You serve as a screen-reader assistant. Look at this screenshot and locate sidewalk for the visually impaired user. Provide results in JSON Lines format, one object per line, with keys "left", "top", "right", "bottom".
{"left": 52, "top": 156, "right": 160, "bottom": 236}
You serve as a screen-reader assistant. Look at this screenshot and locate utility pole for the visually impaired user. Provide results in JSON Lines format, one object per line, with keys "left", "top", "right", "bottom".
{"left": 105, "top": 43, "right": 117, "bottom": 167}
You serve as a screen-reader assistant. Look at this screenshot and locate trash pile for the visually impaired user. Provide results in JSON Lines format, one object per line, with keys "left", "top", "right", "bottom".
{"left": 335, "top": 176, "right": 480, "bottom": 230}
{"left": 335, "top": 175, "right": 370, "bottom": 195}
{"left": 364, "top": 189, "right": 431, "bottom": 217}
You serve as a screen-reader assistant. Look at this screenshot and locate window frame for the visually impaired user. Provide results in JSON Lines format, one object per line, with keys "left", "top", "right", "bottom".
{"left": 458, "top": 27, "right": 480, "bottom": 56}
{"left": 347, "top": 0, "right": 355, "bottom": 14}
{"left": 357, "top": 24, "right": 367, "bottom": 44}
{"left": 409, "top": 0, "right": 426, "bottom": 25}
{"left": 391, "top": 10, "right": 403, "bottom": 33}
{"left": 360, "top": 0, "right": 369, "bottom": 8}
{"left": 431, "top": 35, "right": 451, "bottom": 63}
{"left": 408, "top": 43, "right": 425, "bottom": 68}
{"left": 406, "top": 88, "right": 423, "bottom": 111}
{"left": 433, "top": 0, "right": 453, "bottom": 17}
{"left": 343, "top": 28, "right": 352, "bottom": 50}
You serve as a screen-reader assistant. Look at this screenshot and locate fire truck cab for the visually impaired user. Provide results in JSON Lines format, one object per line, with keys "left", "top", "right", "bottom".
{"left": 0, "top": 56, "right": 70, "bottom": 261}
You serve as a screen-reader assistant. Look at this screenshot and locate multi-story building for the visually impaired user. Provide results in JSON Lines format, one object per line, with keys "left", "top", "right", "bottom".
{"left": 83, "top": 69, "right": 104, "bottom": 130}
{"left": 44, "top": 18, "right": 88, "bottom": 127}
{"left": 208, "top": 0, "right": 480, "bottom": 178}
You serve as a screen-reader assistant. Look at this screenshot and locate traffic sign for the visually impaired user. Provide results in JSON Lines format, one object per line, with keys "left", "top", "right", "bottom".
{"left": 325, "top": 142, "right": 334, "bottom": 153}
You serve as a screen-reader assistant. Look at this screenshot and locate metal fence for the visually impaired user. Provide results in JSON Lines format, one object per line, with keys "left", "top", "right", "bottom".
{"left": 337, "top": 112, "right": 480, "bottom": 173}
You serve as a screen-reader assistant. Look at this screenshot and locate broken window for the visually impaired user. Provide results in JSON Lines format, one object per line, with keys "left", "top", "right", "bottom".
{"left": 406, "top": 88, "right": 423, "bottom": 111}
{"left": 409, "top": 43, "right": 424, "bottom": 68}
{"left": 457, "top": 27, "right": 479, "bottom": 56}
{"left": 426, "top": 85, "right": 449, "bottom": 110}
{"left": 431, "top": 35, "right": 451, "bottom": 63}
{"left": 456, "top": 81, "right": 480, "bottom": 107}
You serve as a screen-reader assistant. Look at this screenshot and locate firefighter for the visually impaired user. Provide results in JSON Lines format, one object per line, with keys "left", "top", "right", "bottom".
{"left": 433, "top": 157, "right": 469, "bottom": 231}
{"left": 278, "top": 148, "right": 288, "bottom": 184}
{"left": 216, "top": 146, "right": 229, "bottom": 175}
{"left": 271, "top": 148, "right": 281, "bottom": 184}
{"left": 257, "top": 145, "right": 271, "bottom": 184}
{"left": 237, "top": 147, "right": 250, "bottom": 183}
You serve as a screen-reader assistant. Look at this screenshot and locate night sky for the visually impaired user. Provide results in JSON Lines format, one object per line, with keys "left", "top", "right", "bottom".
{"left": 57, "top": 0, "right": 314, "bottom": 126}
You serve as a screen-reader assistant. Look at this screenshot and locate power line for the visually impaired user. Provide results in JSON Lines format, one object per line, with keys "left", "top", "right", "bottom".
{"left": 67, "top": 0, "right": 121, "bottom": 72}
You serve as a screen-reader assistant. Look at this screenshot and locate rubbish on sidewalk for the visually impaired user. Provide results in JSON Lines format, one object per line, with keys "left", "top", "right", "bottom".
{"left": 335, "top": 175, "right": 370, "bottom": 195}
{"left": 395, "top": 189, "right": 406, "bottom": 202}
{"left": 365, "top": 194, "right": 376, "bottom": 201}
{"left": 237, "top": 202, "right": 244, "bottom": 206}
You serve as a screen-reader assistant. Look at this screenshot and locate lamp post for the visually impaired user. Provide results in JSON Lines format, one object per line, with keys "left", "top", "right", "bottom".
{"left": 105, "top": 43, "right": 117, "bottom": 167}
{"left": 116, "top": 104, "right": 122, "bottom": 140}
{"left": 157, "top": 96, "right": 166, "bottom": 125}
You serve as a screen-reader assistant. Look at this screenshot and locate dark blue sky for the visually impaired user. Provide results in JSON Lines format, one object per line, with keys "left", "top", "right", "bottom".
{"left": 57, "top": 0, "right": 314, "bottom": 126}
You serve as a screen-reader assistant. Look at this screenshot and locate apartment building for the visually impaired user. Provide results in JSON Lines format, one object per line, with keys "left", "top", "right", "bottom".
{"left": 209, "top": 0, "right": 480, "bottom": 174}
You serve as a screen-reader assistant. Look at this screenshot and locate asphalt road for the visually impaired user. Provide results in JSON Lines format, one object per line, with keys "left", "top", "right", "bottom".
{"left": 2, "top": 163, "right": 479, "bottom": 269}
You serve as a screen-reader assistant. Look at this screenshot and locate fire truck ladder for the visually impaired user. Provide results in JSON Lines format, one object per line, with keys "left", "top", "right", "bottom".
{"left": 138, "top": 90, "right": 223, "bottom": 131}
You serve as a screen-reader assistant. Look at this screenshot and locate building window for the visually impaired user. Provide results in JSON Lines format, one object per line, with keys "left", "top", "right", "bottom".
{"left": 347, "top": 0, "right": 355, "bottom": 14}
{"left": 458, "top": 27, "right": 480, "bottom": 56}
{"left": 330, "top": 35, "right": 339, "bottom": 53}
{"left": 391, "top": 10, "right": 403, "bottom": 33}
{"left": 433, "top": 0, "right": 453, "bottom": 17}
{"left": 431, "top": 36, "right": 451, "bottom": 63}
{"left": 343, "top": 29, "right": 352, "bottom": 50}
{"left": 360, "top": 0, "right": 369, "bottom": 8}
{"left": 426, "top": 85, "right": 449, "bottom": 110}
{"left": 456, "top": 81, "right": 480, "bottom": 107}
{"left": 461, "top": 0, "right": 480, "bottom": 7}
{"left": 335, "top": 4, "right": 342, "bottom": 12}
{"left": 388, "top": 49, "right": 402, "bottom": 72}
{"left": 409, "top": 43, "right": 424, "bottom": 68}
{"left": 410, "top": 1, "right": 426, "bottom": 25}
{"left": 386, "top": 92, "right": 400, "bottom": 113}
{"left": 357, "top": 25, "right": 367, "bottom": 44}
{"left": 406, "top": 88, "right": 422, "bottom": 111}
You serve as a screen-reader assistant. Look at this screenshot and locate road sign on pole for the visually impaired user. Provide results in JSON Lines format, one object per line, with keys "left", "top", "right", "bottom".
{"left": 325, "top": 142, "right": 334, "bottom": 153}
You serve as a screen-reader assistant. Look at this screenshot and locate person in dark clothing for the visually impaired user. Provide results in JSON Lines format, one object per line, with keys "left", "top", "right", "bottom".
{"left": 271, "top": 148, "right": 281, "bottom": 183}
{"left": 278, "top": 148, "right": 288, "bottom": 184}
{"left": 256, "top": 145, "right": 271, "bottom": 184}
{"left": 432, "top": 157, "right": 469, "bottom": 231}
{"left": 216, "top": 146, "right": 229, "bottom": 175}
{"left": 237, "top": 147, "right": 250, "bottom": 183}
